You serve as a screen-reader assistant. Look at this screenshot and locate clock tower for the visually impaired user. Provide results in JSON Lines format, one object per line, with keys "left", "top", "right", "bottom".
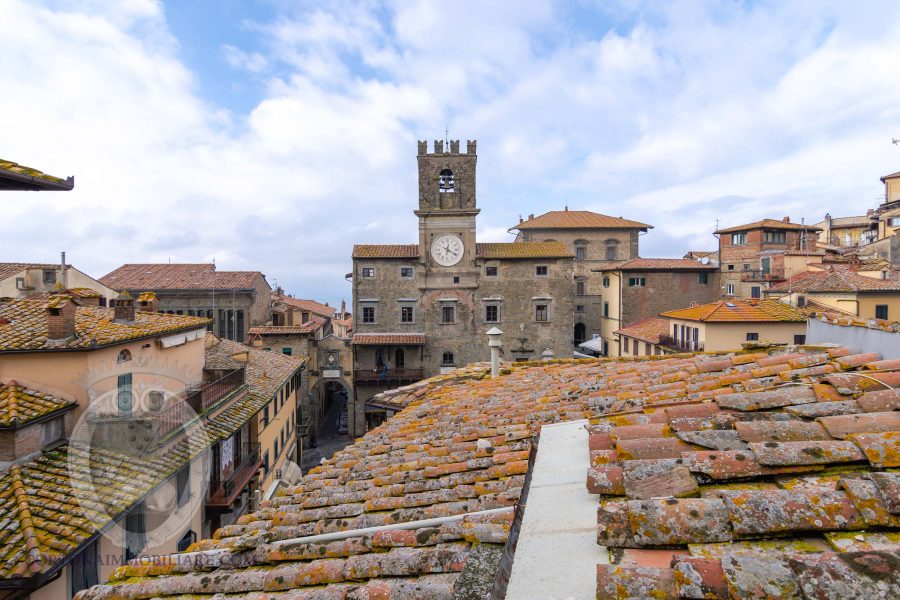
{"left": 415, "top": 139, "right": 479, "bottom": 288}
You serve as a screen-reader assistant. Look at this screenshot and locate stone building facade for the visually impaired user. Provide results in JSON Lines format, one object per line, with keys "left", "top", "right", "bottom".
{"left": 510, "top": 210, "right": 650, "bottom": 344}
{"left": 351, "top": 140, "right": 574, "bottom": 412}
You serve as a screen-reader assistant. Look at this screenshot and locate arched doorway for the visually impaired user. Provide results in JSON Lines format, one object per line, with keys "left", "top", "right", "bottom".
{"left": 574, "top": 323, "right": 586, "bottom": 345}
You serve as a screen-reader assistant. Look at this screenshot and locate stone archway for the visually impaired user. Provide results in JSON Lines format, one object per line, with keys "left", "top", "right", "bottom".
{"left": 574, "top": 322, "right": 586, "bottom": 346}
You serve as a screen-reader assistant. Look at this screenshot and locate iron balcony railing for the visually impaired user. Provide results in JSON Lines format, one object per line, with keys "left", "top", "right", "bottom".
{"left": 207, "top": 442, "right": 261, "bottom": 507}
{"left": 353, "top": 368, "right": 423, "bottom": 383}
{"left": 659, "top": 335, "right": 705, "bottom": 352}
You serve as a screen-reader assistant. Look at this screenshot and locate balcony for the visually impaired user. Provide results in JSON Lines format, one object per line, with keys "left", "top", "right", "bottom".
{"left": 353, "top": 368, "right": 424, "bottom": 383}
{"left": 659, "top": 335, "right": 705, "bottom": 352}
{"left": 740, "top": 269, "right": 785, "bottom": 282}
{"left": 206, "top": 443, "right": 262, "bottom": 509}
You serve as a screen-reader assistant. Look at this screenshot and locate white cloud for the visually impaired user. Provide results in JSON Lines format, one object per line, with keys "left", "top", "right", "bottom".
{"left": 3, "top": 0, "right": 900, "bottom": 305}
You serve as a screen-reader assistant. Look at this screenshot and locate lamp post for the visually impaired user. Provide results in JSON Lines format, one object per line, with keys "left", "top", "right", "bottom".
{"left": 486, "top": 327, "right": 503, "bottom": 379}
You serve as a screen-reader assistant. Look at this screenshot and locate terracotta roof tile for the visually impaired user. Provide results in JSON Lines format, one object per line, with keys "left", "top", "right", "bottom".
{"left": 715, "top": 218, "right": 822, "bottom": 234}
{"left": 351, "top": 333, "right": 426, "bottom": 345}
{"left": 475, "top": 241, "right": 573, "bottom": 259}
{"left": 661, "top": 299, "right": 809, "bottom": 322}
{"left": 0, "top": 299, "right": 209, "bottom": 351}
{"left": 601, "top": 257, "right": 719, "bottom": 271}
{"left": 514, "top": 210, "right": 652, "bottom": 231}
{"left": 99, "top": 264, "right": 266, "bottom": 290}
{"left": 0, "top": 381, "right": 75, "bottom": 427}
{"left": 204, "top": 335, "right": 307, "bottom": 400}
{"left": 614, "top": 317, "right": 670, "bottom": 344}
{"left": 274, "top": 296, "right": 335, "bottom": 317}
{"left": 248, "top": 319, "right": 326, "bottom": 336}
{"left": 352, "top": 244, "right": 419, "bottom": 258}
{"left": 768, "top": 269, "right": 900, "bottom": 293}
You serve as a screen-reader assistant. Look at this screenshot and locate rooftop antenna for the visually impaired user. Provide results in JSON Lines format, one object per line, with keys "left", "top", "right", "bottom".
{"left": 444, "top": 124, "right": 450, "bottom": 150}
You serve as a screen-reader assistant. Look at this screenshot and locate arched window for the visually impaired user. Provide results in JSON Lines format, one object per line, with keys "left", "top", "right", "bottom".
{"left": 439, "top": 169, "right": 454, "bottom": 193}
{"left": 442, "top": 351, "right": 454, "bottom": 366}
{"left": 394, "top": 348, "right": 405, "bottom": 368}
{"left": 117, "top": 349, "right": 132, "bottom": 363}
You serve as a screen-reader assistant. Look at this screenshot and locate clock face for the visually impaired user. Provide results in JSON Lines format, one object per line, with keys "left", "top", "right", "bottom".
{"left": 431, "top": 234, "right": 464, "bottom": 266}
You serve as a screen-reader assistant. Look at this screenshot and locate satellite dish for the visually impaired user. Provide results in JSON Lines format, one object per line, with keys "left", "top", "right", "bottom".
{"left": 700, "top": 256, "right": 710, "bottom": 265}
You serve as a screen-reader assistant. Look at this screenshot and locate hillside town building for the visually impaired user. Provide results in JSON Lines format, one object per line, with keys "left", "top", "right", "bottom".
{"left": 766, "top": 269, "right": 900, "bottom": 321}
{"left": 100, "top": 263, "right": 272, "bottom": 343}
{"left": 0, "top": 256, "right": 118, "bottom": 302}
{"left": 351, "top": 140, "right": 575, "bottom": 413}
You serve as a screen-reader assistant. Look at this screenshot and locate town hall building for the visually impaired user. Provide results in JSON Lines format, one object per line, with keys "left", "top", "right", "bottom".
{"left": 351, "top": 140, "right": 575, "bottom": 411}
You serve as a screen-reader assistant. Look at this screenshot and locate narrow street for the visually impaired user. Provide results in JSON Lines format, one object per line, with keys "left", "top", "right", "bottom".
{"left": 300, "top": 385, "right": 352, "bottom": 474}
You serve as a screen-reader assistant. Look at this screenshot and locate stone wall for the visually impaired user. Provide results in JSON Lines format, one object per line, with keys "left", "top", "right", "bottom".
{"left": 621, "top": 269, "right": 721, "bottom": 326}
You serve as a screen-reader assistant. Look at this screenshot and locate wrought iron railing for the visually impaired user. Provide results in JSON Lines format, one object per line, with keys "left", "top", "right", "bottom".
{"left": 207, "top": 443, "right": 261, "bottom": 506}
{"left": 740, "top": 269, "right": 785, "bottom": 282}
{"left": 353, "top": 368, "right": 423, "bottom": 382}
{"left": 659, "top": 335, "right": 705, "bottom": 352}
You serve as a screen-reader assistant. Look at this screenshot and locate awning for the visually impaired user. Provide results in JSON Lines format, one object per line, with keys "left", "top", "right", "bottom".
{"left": 578, "top": 338, "right": 604, "bottom": 352}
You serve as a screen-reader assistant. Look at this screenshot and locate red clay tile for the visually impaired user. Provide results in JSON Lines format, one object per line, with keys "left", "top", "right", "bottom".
{"left": 671, "top": 556, "right": 729, "bottom": 599}
{"left": 755, "top": 352, "right": 806, "bottom": 367}
{"left": 587, "top": 466, "right": 625, "bottom": 495}
{"left": 591, "top": 449, "right": 619, "bottom": 466}
{"left": 839, "top": 477, "right": 895, "bottom": 526}
{"left": 664, "top": 402, "right": 722, "bottom": 420}
{"left": 721, "top": 489, "right": 864, "bottom": 536}
{"left": 717, "top": 387, "right": 816, "bottom": 411}
{"left": 855, "top": 389, "right": 900, "bottom": 413}
{"left": 817, "top": 412, "right": 900, "bottom": 439}
{"left": 596, "top": 563, "right": 677, "bottom": 600}
{"left": 676, "top": 429, "right": 748, "bottom": 451}
{"left": 623, "top": 462, "right": 699, "bottom": 499}
{"left": 849, "top": 432, "right": 900, "bottom": 467}
{"left": 668, "top": 413, "right": 737, "bottom": 433}
{"left": 749, "top": 440, "right": 865, "bottom": 465}
{"left": 784, "top": 400, "right": 861, "bottom": 418}
{"left": 695, "top": 358, "right": 734, "bottom": 373}
{"left": 597, "top": 498, "right": 733, "bottom": 547}
{"left": 869, "top": 473, "right": 900, "bottom": 514}
{"left": 589, "top": 432, "right": 614, "bottom": 451}
{"left": 609, "top": 422, "right": 671, "bottom": 442}
{"left": 787, "top": 353, "right": 831, "bottom": 369}
{"left": 812, "top": 382, "right": 846, "bottom": 401}
{"left": 720, "top": 554, "right": 801, "bottom": 599}
{"left": 735, "top": 420, "right": 830, "bottom": 443}
{"left": 618, "top": 548, "right": 689, "bottom": 569}
{"left": 862, "top": 358, "right": 900, "bottom": 370}
{"left": 835, "top": 352, "right": 882, "bottom": 368}
{"left": 683, "top": 450, "right": 823, "bottom": 480}
{"left": 788, "top": 551, "right": 900, "bottom": 600}
{"left": 615, "top": 437, "right": 699, "bottom": 460}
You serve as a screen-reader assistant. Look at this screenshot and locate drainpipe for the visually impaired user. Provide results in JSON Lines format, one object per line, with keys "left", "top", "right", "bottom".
{"left": 487, "top": 327, "right": 503, "bottom": 378}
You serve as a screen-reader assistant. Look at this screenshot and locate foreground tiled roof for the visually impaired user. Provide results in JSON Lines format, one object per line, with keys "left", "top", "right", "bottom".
{"left": 75, "top": 343, "right": 900, "bottom": 600}
{"left": 715, "top": 218, "right": 822, "bottom": 234}
{"left": 99, "top": 264, "right": 265, "bottom": 290}
{"left": 768, "top": 270, "right": 900, "bottom": 293}
{"left": 476, "top": 241, "right": 573, "bottom": 259}
{"left": 815, "top": 311, "right": 900, "bottom": 333}
{"left": 0, "top": 381, "right": 75, "bottom": 427}
{"left": 601, "top": 257, "right": 719, "bottom": 271}
{"left": 0, "top": 159, "right": 73, "bottom": 191}
{"left": 589, "top": 348, "right": 900, "bottom": 599}
{"left": 615, "top": 317, "right": 670, "bottom": 344}
{"left": 0, "top": 299, "right": 209, "bottom": 351}
{"left": 248, "top": 319, "right": 326, "bottom": 336}
{"left": 205, "top": 336, "right": 307, "bottom": 400}
{"left": 513, "top": 210, "right": 652, "bottom": 230}
{"left": 352, "top": 244, "right": 419, "bottom": 259}
{"left": 352, "top": 333, "right": 426, "bottom": 345}
{"left": 661, "top": 299, "right": 809, "bottom": 323}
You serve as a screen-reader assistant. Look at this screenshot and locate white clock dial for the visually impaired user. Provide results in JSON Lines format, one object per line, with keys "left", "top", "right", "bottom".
{"left": 431, "top": 234, "right": 464, "bottom": 267}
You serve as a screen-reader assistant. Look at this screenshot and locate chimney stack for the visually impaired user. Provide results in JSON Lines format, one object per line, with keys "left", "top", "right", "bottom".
{"left": 783, "top": 217, "right": 790, "bottom": 223}
{"left": 46, "top": 294, "right": 77, "bottom": 341}
{"left": 137, "top": 291, "right": 159, "bottom": 313}
{"left": 60, "top": 251, "right": 68, "bottom": 288}
{"left": 114, "top": 291, "right": 136, "bottom": 323}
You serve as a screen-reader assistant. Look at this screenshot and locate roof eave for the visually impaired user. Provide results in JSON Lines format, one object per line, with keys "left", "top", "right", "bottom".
{"left": 0, "top": 171, "right": 74, "bottom": 191}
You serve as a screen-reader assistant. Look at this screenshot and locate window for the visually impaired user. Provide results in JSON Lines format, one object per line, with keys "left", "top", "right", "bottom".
{"left": 117, "top": 349, "right": 132, "bottom": 363}
{"left": 117, "top": 373, "right": 133, "bottom": 413}
{"left": 726, "top": 283, "right": 736, "bottom": 295}
{"left": 645, "top": 342, "right": 651, "bottom": 356}
{"left": 623, "top": 338, "right": 630, "bottom": 354}
{"left": 535, "top": 304, "right": 549, "bottom": 322}
{"left": 698, "top": 272, "right": 709, "bottom": 285}
{"left": 628, "top": 277, "right": 646, "bottom": 287}
{"left": 536, "top": 266, "right": 548, "bottom": 276}
{"left": 124, "top": 504, "right": 146, "bottom": 562}
{"left": 41, "top": 416, "right": 64, "bottom": 446}
{"left": 485, "top": 266, "right": 498, "bottom": 277}
{"left": 442, "top": 351, "right": 454, "bottom": 366}
{"left": 395, "top": 348, "right": 405, "bottom": 367}
{"left": 485, "top": 304, "right": 500, "bottom": 323}
{"left": 746, "top": 332, "right": 759, "bottom": 341}
{"left": 731, "top": 233, "right": 747, "bottom": 245}
{"left": 602, "top": 341, "right": 609, "bottom": 356}
{"left": 575, "top": 246, "right": 587, "bottom": 261}
{"left": 603, "top": 276, "right": 610, "bottom": 288}
{"left": 401, "top": 305, "right": 415, "bottom": 323}
{"left": 576, "top": 279, "right": 586, "bottom": 296}
{"left": 400, "top": 267, "right": 414, "bottom": 278}
{"left": 575, "top": 304, "right": 584, "bottom": 313}
{"left": 751, "top": 286, "right": 761, "bottom": 299}
{"left": 262, "top": 404, "right": 269, "bottom": 426}
{"left": 888, "top": 217, "right": 900, "bottom": 226}
{"left": 70, "top": 540, "right": 99, "bottom": 596}
{"left": 362, "top": 267, "right": 375, "bottom": 278}
{"left": 441, "top": 305, "right": 456, "bottom": 323}
{"left": 15, "top": 277, "right": 24, "bottom": 289}
{"left": 263, "top": 451, "right": 270, "bottom": 476}
{"left": 797, "top": 295, "right": 807, "bottom": 308}
{"left": 603, "top": 302, "right": 609, "bottom": 317}
{"left": 282, "top": 347, "right": 292, "bottom": 355}
{"left": 876, "top": 305, "right": 889, "bottom": 320}
{"left": 301, "top": 312, "right": 309, "bottom": 323}
{"left": 764, "top": 231, "right": 786, "bottom": 243}
{"left": 362, "top": 306, "right": 376, "bottom": 323}
{"left": 453, "top": 276, "right": 460, "bottom": 284}
{"left": 274, "top": 438, "right": 279, "bottom": 458}
{"left": 727, "top": 264, "right": 735, "bottom": 271}
{"left": 605, "top": 246, "right": 617, "bottom": 261}
{"left": 794, "top": 334, "right": 807, "bottom": 345}
{"left": 439, "top": 168, "right": 454, "bottom": 192}
{"left": 177, "top": 530, "right": 196, "bottom": 553}
{"left": 176, "top": 466, "right": 190, "bottom": 508}
{"left": 42, "top": 270, "right": 56, "bottom": 285}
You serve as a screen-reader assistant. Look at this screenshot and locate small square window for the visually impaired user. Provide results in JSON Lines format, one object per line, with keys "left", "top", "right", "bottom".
{"left": 441, "top": 305, "right": 455, "bottom": 323}
{"left": 576, "top": 304, "right": 584, "bottom": 313}
{"left": 15, "top": 277, "right": 25, "bottom": 289}
{"left": 401, "top": 306, "right": 415, "bottom": 323}
{"left": 698, "top": 272, "right": 709, "bottom": 284}
{"left": 535, "top": 266, "right": 548, "bottom": 276}
{"left": 875, "top": 304, "right": 889, "bottom": 320}
{"left": 746, "top": 332, "right": 759, "bottom": 341}
{"left": 794, "top": 334, "right": 806, "bottom": 345}
{"left": 485, "top": 266, "right": 498, "bottom": 277}
{"left": 732, "top": 233, "right": 747, "bottom": 245}
{"left": 400, "top": 267, "right": 414, "bottom": 278}
{"left": 453, "top": 276, "right": 460, "bottom": 284}
{"left": 485, "top": 305, "right": 500, "bottom": 323}
{"left": 362, "top": 267, "right": 375, "bottom": 278}
{"left": 282, "top": 347, "right": 292, "bottom": 355}
{"left": 727, "top": 264, "right": 735, "bottom": 271}
{"left": 362, "top": 306, "right": 376, "bottom": 323}
{"left": 42, "top": 270, "right": 56, "bottom": 285}
{"left": 535, "top": 304, "right": 549, "bottom": 322}
{"left": 602, "top": 276, "right": 610, "bottom": 288}
{"left": 628, "top": 277, "right": 646, "bottom": 287}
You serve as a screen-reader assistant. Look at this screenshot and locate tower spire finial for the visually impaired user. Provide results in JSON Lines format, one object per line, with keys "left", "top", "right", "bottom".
{"left": 445, "top": 124, "right": 449, "bottom": 149}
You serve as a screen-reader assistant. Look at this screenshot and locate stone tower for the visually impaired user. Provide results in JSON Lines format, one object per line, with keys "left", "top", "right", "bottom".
{"left": 415, "top": 140, "right": 479, "bottom": 288}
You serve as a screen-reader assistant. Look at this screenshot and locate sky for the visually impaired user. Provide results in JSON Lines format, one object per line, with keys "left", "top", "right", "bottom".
{"left": 3, "top": 0, "right": 900, "bottom": 306}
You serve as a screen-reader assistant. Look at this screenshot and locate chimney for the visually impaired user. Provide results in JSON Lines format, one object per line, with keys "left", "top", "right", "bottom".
{"left": 689, "top": 301, "right": 700, "bottom": 308}
{"left": 114, "top": 291, "right": 136, "bottom": 323}
{"left": 783, "top": 217, "right": 790, "bottom": 223}
{"left": 529, "top": 213, "right": 534, "bottom": 220}
{"left": 46, "top": 294, "right": 77, "bottom": 341}
{"left": 137, "top": 291, "right": 159, "bottom": 313}
{"left": 60, "top": 251, "right": 68, "bottom": 288}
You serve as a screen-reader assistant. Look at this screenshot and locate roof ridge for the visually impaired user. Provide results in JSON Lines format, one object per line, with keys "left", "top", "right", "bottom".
{"left": 8, "top": 466, "right": 43, "bottom": 574}
{"left": 5, "top": 381, "right": 21, "bottom": 424}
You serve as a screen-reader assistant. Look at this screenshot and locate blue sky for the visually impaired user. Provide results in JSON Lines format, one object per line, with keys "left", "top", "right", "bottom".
{"left": 3, "top": 0, "right": 900, "bottom": 305}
